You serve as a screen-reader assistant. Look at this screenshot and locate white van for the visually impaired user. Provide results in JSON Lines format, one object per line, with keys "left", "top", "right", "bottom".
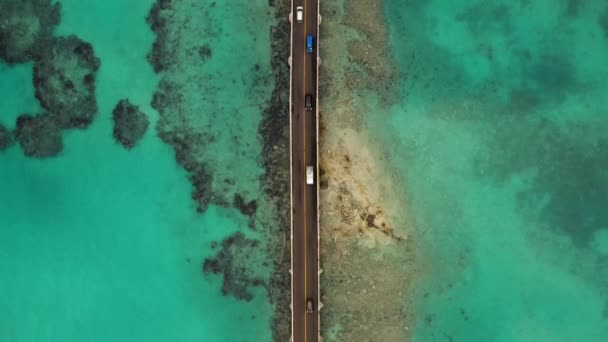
{"left": 306, "top": 165, "right": 314, "bottom": 185}
{"left": 306, "top": 298, "right": 313, "bottom": 313}
{"left": 296, "top": 6, "right": 303, "bottom": 23}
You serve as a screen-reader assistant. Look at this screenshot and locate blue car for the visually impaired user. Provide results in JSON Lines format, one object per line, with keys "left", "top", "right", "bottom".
{"left": 306, "top": 34, "right": 313, "bottom": 54}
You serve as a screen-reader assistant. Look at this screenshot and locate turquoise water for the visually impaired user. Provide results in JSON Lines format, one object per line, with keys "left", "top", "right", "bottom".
{"left": 0, "top": 63, "right": 41, "bottom": 128}
{"left": 0, "top": 1, "right": 273, "bottom": 341}
{"left": 378, "top": 0, "right": 608, "bottom": 340}
{"left": 8, "top": 0, "right": 608, "bottom": 340}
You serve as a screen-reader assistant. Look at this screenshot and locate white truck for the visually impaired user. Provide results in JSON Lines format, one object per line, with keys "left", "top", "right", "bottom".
{"left": 306, "top": 165, "right": 314, "bottom": 185}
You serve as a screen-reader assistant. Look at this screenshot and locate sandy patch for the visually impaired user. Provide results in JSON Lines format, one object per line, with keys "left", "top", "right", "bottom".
{"left": 319, "top": 0, "right": 417, "bottom": 341}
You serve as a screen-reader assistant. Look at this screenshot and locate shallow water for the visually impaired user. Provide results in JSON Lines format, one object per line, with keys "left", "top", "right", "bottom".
{"left": 376, "top": 0, "right": 608, "bottom": 340}
{"left": 0, "top": 1, "right": 274, "bottom": 341}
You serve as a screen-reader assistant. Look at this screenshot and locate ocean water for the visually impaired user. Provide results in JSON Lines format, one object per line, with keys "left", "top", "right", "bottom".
{"left": 0, "top": 1, "right": 273, "bottom": 341}
{"left": 376, "top": 0, "right": 608, "bottom": 341}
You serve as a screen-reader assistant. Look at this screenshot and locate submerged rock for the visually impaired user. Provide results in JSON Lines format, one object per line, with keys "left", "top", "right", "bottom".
{"left": 233, "top": 193, "right": 257, "bottom": 217}
{"left": 14, "top": 113, "right": 63, "bottom": 158}
{"left": 112, "top": 99, "right": 149, "bottom": 149}
{"left": 198, "top": 44, "right": 212, "bottom": 62}
{"left": 202, "top": 232, "right": 265, "bottom": 301}
{"left": 0, "top": 0, "right": 61, "bottom": 63}
{"left": 0, "top": 124, "right": 13, "bottom": 150}
{"left": 33, "top": 35, "right": 101, "bottom": 129}
{"left": 234, "top": 193, "right": 258, "bottom": 229}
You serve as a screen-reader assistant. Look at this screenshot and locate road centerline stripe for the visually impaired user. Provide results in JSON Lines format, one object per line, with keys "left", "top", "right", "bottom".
{"left": 303, "top": 1, "right": 308, "bottom": 341}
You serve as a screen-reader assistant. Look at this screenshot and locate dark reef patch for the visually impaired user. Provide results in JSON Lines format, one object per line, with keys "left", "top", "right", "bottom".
{"left": 507, "top": 87, "right": 540, "bottom": 115}
{"left": 198, "top": 44, "right": 212, "bottom": 62}
{"left": 525, "top": 53, "right": 579, "bottom": 101}
{"left": 393, "top": 1, "right": 584, "bottom": 121}
{"left": 478, "top": 118, "right": 608, "bottom": 248}
{"left": 234, "top": 193, "right": 258, "bottom": 229}
{"left": 157, "top": 126, "right": 216, "bottom": 213}
{"left": 599, "top": 6, "right": 608, "bottom": 39}
{"left": 395, "top": 0, "right": 608, "bottom": 250}
{"left": 233, "top": 193, "right": 257, "bottom": 217}
{"left": 0, "top": 124, "right": 13, "bottom": 151}
{"left": 14, "top": 113, "right": 62, "bottom": 158}
{"left": 152, "top": 79, "right": 218, "bottom": 213}
{"left": 259, "top": 8, "right": 291, "bottom": 204}
{"left": 1, "top": 1, "right": 102, "bottom": 159}
{"left": 33, "top": 35, "right": 101, "bottom": 129}
{"left": 112, "top": 99, "right": 149, "bottom": 149}
{"left": 150, "top": 79, "right": 179, "bottom": 109}
{"left": 0, "top": 0, "right": 61, "bottom": 64}
{"left": 258, "top": 1, "right": 292, "bottom": 341}
{"left": 147, "top": 1, "right": 224, "bottom": 213}
{"left": 146, "top": 0, "right": 174, "bottom": 73}
{"left": 455, "top": 2, "right": 512, "bottom": 36}
{"left": 565, "top": 0, "right": 583, "bottom": 17}
{"left": 202, "top": 232, "right": 265, "bottom": 301}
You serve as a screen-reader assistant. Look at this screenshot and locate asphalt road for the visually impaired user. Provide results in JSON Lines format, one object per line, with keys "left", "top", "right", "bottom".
{"left": 290, "top": 0, "right": 319, "bottom": 341}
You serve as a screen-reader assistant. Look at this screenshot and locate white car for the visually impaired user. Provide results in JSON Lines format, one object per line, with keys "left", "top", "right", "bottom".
{"left": 296, "top": 6, "right": 303, "bottom": 23}
{"left": 306, "top": 165, "right": 314, "bottom": 185}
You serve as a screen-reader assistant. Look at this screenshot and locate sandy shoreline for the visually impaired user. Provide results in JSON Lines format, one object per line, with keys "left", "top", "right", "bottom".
{"left": 319, "top": 0, "right": 419, "bottom": 340}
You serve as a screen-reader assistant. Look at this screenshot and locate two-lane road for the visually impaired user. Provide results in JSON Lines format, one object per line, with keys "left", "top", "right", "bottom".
{"left": 290, "top": 0, "right": 320, "bottom": 341}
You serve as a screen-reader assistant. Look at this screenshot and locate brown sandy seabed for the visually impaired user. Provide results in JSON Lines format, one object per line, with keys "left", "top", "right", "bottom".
{"left": 319, "top": 0, "right": 421, "bottom": 341}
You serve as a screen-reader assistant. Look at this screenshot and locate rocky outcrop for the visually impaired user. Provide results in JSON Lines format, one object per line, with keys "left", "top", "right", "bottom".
{"left": 112, "top": 99, "right": 149, "bottom": 149}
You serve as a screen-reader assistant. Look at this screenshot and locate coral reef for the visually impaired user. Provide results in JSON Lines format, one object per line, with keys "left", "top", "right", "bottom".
{"left": 0, "top": 0, "right": 61, "bottom": 63}
{"left": 14, "top": 113, "right": 62, "bottom": 158}
{"left": 257, "top": 1, "right": 292, "bottom": 340}
{"left": 33, "top": 35, "right": 101, "bottom": 129}
{"left": 0, "top": 124, "right": 13, "bottom": 151}
{"left": 112, "top": 99, "right": 149, "bottom": 149}
{"left": 147, "top": 0, "right": 291, "bottom": 341}
{"left": 146, "top": 0, "right": 292, "bottom": 340}
{"left": 202, "top": 232, "right": 265, "bottom": 301}
{"left": 6, "top": 34, "right": 101, "bottom": 159}
{"left": 233, "top": 193, "right": 257, "bottom": 217}
{"left": 478, "top": 118, "right": 608, "bottom": 248}
{"left": 1, "top": 2, "right": 101, "bottom": 159}
{"left": 152, "top": 79, "right": 217, "bottom": 213}
{"left": 146, "top": 0, "right": 174, "bottom": 73}
{"left": 157, "top": 129, "right": 216, "bottom": 213}
{"left": 233, "top": 193, "right": 258, "bottom": 229}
